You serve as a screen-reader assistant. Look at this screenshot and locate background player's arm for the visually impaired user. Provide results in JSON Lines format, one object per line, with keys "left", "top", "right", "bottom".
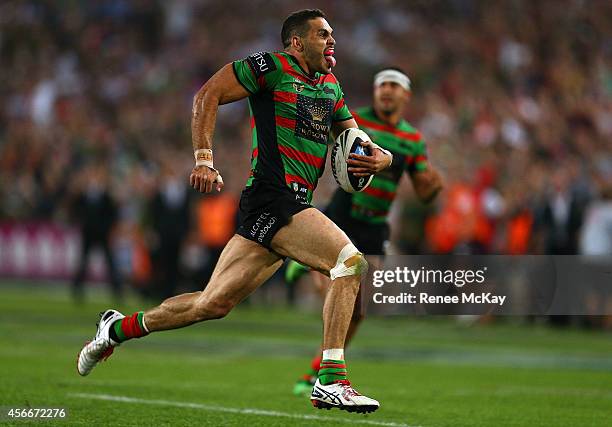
{"left": 332, "top": 120, "right": 393, "bottom": 175}
{"left": 190, "top": 64, "right": 250, "bottom": 193}
{"left": 410, "top": 167, "right": 443, "bottom": 204}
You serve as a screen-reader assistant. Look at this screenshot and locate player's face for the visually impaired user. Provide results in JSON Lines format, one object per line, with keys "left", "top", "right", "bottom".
{"left": 373, "top": 81, "right": 410, "bottom": 115}
{"left": 302, "top": 17, "right": 335, "bottom": 75}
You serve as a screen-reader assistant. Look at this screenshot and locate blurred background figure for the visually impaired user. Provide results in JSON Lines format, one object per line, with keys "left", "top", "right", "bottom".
{"left": 70, "top": 164, "right": 121, "bottom": 303}
{"left": 194, "top": 190, "right": 237, "bottom": 285}
{"left": 580, "top": 184, "right": 612, "bottom": 256}
{"left": 536, "top": 166, "right": 587, "bottom": 255}
{"left": 148, "top": 156, "right": 191, "bottom": 300}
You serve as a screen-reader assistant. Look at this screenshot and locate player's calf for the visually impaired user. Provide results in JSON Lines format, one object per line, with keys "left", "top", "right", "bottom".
{"left": 193, "top": 295, "right": 235, "bottom": 321}
{"left": 143, "top": 291, "right": 236, "bottom": 331}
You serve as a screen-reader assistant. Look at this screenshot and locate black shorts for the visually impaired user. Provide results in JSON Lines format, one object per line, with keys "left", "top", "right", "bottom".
{"left": 324, "top": 189, "right": 390, "bottom": 255}
{"left": 236, "top": 179, "right": 312, "bottom": 250}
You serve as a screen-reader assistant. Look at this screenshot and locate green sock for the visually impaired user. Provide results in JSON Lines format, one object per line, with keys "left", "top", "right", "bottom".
{"left": 110, "top": 311, "right": 148, "bottom": 343}
{"left": 318, "top": 359, "right": 347, "bottom": 385}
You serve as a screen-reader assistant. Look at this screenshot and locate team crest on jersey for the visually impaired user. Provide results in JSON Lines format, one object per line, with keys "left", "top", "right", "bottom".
{"left": 295, "top": 95, "right": 334, "bottom": 145}
{"left": 292, "top": 82, "right": 304, "bottom": 93}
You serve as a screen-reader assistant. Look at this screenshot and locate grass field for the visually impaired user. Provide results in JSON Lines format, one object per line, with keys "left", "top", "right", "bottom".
{"left": 1, "top": 282, "right": 611, "bottom": 426}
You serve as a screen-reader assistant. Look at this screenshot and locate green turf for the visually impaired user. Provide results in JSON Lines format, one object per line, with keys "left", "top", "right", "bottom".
{"left": 1, "top": 283, "right": 611, "bottom": 426}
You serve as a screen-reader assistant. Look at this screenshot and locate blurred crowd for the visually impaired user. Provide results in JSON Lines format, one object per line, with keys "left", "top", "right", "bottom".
{"left": 1, "top": 0, "right": 611, "bottom": 297}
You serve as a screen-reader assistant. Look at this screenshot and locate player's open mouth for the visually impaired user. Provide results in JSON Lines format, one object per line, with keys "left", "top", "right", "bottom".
{"left": 324, "top": 49, "right": 336, "bottom": 68}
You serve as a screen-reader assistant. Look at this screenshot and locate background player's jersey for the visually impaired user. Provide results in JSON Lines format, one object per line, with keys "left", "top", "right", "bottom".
{"left": 233, "top": 51, "right": 352, "bottom": 204}
{"left": 348, "top": 106, "right": 428, "bottom": 224}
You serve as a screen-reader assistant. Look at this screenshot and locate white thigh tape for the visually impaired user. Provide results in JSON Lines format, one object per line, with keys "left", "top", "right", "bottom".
{"left": 329, "top": 243, "right": 367, "bottom": 280}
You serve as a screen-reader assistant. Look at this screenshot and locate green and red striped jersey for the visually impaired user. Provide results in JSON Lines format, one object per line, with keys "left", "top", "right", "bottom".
{"left": 233, "top": 51, "right": 352, "bottom": 203}
{"left": 350, "top": 106, "right": 428, "bottom": 224}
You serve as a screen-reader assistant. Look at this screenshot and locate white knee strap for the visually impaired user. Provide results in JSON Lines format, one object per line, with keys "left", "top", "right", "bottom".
{"left": 329, "top": 243, "right": 367, "bottom": 280}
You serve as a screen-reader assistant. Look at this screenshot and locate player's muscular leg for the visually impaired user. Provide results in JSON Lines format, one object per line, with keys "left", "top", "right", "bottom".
{"left": 144, "top": 235, "right": 282, "bottom": 331}
{"left": 313, "top": 270, "right": 363, "bottom": 346}
{"left": 271, "top": 208, "right": 365, "bottom": 349}
{"left": 311, "top": 271, "right": 329, "bottom": 299}
{"left": 311, "top": 257, "right": 377, "bottom": 347}
{"left": 343, "top": 255, "right": 381, "bottom": 344}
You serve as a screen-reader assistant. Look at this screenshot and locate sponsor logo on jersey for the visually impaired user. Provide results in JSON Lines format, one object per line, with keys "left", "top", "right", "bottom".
{"left": 295, "top": 95, "right": 333, "bottom": 144}
{"left": 246, "top": 52, "right": 277, "bottom": 78}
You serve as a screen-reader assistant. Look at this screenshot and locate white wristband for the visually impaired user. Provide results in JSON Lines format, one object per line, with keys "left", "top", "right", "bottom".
{"left": 194, "top": 148, "right": 214, "bottom": 168}
{"left": 194, "top": 148, "right": 224, "bottom": 186}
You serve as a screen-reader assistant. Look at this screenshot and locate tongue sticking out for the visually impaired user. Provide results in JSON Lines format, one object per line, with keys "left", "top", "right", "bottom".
{"left": 324, "top": 50, "right": 336, "bottom": 68}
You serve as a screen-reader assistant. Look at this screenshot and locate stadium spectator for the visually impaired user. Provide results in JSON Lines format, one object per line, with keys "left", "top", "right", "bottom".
{"left": 70, "top": 164, "right": 121, "bottom": 303}
{"left": 148, "top": 158, "right": 191, "bottom": 300}
{"left": 195, "top": 191, "right": 238, "bottom": 285}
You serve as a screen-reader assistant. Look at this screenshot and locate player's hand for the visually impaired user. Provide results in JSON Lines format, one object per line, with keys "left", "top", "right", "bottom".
{"left": 347, "top": 141, "right": 393, "bottom": 176}
{"left": 189, "top": 165, "right": 224, "bottom": 193}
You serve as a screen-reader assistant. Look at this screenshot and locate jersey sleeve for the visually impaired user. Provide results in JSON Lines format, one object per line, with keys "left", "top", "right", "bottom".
{"left": 405, "top": 136, "right": 429, "bottom": 174}
{"left": 332, "top": 83, "right": 353, "bottom": 122}
{"left": 232, "top": 52, "right": 281, "bottom": 94}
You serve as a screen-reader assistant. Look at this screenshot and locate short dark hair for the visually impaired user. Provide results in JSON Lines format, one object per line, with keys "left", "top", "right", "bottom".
{"left": 281, "top": 9, "right": 326, "bottom": 48}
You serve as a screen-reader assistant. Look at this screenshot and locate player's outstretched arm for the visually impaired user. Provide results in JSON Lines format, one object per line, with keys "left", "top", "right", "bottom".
{"left": 411, "top": 167, "right": 443, "bottom": 203}
{"left": 190, "top": 64, "right": 250, "bottom": 193}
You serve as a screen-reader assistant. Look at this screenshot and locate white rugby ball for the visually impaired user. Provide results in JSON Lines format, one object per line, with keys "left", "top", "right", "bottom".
{"left": 331, "top": 128, "right": 374, "bottom": 193}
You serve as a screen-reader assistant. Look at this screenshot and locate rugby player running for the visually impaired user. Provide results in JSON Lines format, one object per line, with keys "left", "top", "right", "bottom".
{"left": 77, "top": 9, "right": 393, "bottom": 413}
{"left": 287, "top": 68, "right": 443, "bottom": 396}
